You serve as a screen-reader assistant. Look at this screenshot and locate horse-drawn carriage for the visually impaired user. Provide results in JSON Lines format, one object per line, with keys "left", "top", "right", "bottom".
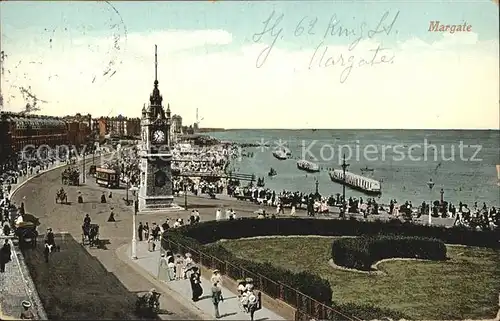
{"left": 14, "top": 222, "right": 38, "bottom": 249}
{"left": 55, "top": 189, "right": 68, "bottom": 204}
{"left": 135, "top": 291, "right": 161, "bottom": 316}
{"left": 61, "top": 167, "right": 80, "bottom": 186}
{"left": 81, "top": 223, "right": 100, "bottom": 247}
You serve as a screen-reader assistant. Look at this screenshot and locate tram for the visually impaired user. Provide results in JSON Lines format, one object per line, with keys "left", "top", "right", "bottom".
{"left": 95, "top": 167, "right": 120, "bottom": 188}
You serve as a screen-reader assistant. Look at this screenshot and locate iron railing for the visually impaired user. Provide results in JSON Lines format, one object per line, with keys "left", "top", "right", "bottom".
{"left": 163, "top": 238, "right": 361, "bottom": 321}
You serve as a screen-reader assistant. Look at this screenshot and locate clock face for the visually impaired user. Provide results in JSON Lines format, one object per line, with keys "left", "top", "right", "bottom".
{"left": 153, "top": 130, "right": 165, "bottom": 143}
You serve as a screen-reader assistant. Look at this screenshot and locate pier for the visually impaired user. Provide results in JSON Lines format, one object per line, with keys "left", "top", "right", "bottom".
{"left": 329, "top": 170, "right": 382, "bottom": 195}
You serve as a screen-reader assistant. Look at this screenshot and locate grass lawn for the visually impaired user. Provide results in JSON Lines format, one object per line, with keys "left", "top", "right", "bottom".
{"left": 23, "top": 234, "right": 145, "bottom": 320}
{"left": 218, "top": 236, "right": 500, "bottom": 320}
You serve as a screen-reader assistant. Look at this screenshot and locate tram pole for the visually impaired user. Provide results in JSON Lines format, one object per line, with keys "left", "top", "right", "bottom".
{"left": 184, "top": 178, "right": 188, "bottom": 210}
{"left": 126, "top": 177, "right": 129, "bottom": 204}
{"left": 131, "top": 186, "right": 138, "bottom": 260}
{"left": 82, "top": 147, "right": 86, "bottom": 183}
{"left": 341, "top": 154, "right": 350, "bottom": 218}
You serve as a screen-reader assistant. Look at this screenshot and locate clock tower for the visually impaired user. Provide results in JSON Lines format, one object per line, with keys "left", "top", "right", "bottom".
{"left": 138, "top": 45, "right": 177, "bottom": 212}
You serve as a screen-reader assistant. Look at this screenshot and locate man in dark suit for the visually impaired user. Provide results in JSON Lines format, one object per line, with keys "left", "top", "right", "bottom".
{"left": 138, "top": 222, "right": 143, "bottom": 241}
{"left": 0, "top": 239, "right": 12, "bottom": 272}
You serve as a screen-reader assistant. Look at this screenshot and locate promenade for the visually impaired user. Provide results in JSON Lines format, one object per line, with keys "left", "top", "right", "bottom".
{"left": 6, "top": 153, "right": 457, "bottom": 320}
{"left": 9, "top": 159, "right": 209, "bottom": 320}
{"left": 118, "top": 241, "right": 285, "bottom": 321}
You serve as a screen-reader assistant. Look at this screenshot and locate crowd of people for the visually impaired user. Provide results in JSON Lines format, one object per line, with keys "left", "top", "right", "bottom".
{"left": 228, "top": 185, "right": 333, "bottom": 216}
{"left": 386, "top": 199, "right": 500, "bottom": 230}
{"left": 226, "top": 182, "right": 499, "bottom": 231}
{"left": 171, "top": 144, "right": 233, "bottom": 198}
{"left": 156, "top": 248, "right": 261, "bottom": 320}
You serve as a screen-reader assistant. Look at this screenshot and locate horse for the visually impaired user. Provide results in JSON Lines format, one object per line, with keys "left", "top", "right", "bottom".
{"left": 55, "top": 190, "right": 67, "bottom": 204}
{"left": 82, "top": 224, "right": 99, "bottom": 247}
{"left": 16, "top": 226, "right": 38, "bottom": 249}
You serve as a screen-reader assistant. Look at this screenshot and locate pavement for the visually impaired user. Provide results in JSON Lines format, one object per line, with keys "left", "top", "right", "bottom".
{"left": 118, "top": 240, "right": 285, "bottom": 321}
{"left": 1, "top": 158, "right": 70, "bottom": 320}
{"left": 0, "top": 238, "right": 43, "bottom": 320}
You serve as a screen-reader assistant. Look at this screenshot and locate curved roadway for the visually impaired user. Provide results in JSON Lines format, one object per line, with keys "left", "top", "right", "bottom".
{"left": 12, "top": 165, "right": 201, "bottom": 320}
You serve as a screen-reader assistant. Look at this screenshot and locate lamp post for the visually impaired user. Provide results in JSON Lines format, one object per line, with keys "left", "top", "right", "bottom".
{"left": 427, "top": 179, "right": 435, "bottom": 225}
{"left": 440, "top": 188, "right": 444, "bottom": 204}
{"left": 314, "top": 178, "right": 319, "bottom": 196}
{"left": 92, "top": 140, "right": 96, "bottom": 165}
{"left": 126, "top": 175, "right": 129, "bottom": 205}
{"left": 183, "top": 178, "right": 188, "bottom": 210}
{"left": 82, "top": 146, "right": 86, "bottom": 183}
{"left": 130, "top": 186, "right": 138, "bottom": 260}
{"left": 340, "top": 154, "right": 350, "bottom": 218}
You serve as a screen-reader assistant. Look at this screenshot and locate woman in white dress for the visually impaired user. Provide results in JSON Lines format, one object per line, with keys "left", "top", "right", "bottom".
{"left": 215, "top": 209, "right": 222, "bottom": 221}
{"left": 290, "top": 205, "right": 296, "bottom": 216}
{"left": 184, "top": 253, "right": 193, "bottom": 279}
{"left": 158, "top": 254, "right": 169, "bottom": 282}
{"left": 175, "top": 254, "right": 184, "bottom": 280}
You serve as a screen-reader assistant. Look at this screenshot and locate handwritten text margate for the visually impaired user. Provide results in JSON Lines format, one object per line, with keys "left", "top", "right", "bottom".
{"left": 252, "top": 11, "right": 399, "bottom": 83}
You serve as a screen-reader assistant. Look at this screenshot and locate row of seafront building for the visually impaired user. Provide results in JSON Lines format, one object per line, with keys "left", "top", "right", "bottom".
{"left": 0, "top": 111, "right": 186, "bottom": 172}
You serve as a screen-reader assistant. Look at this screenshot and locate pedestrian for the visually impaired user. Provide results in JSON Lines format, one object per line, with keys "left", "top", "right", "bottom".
{"left": 147, "top": 235, "right": 155, "bottom": 252}
{"left": 107, "top": 208, "right": 116, "bottom": 222}
{"left": 215, "top": 208, "right": 221, "bottom": 221}
{"left": 211, "top": 269, "right": 222, "bottom": 288}
{"left": 138, "top": 222, "right": 143, "bottom": 241}
{"left": 247, "top": 292, "right": 258, "bottom": 321}
{"left": 144, "top": 222, "right": 150, "bottom": 239}
{"left": 237, "top": 279, "right": 246, "bottom": 312}
{"left": 158, "top": 254, "right": 169, "bottom": 282}
{"left": 0, "top": 239, "right": 12, "bottom": 273}
{"left": 43, "top": 241, "right": 50, "bottom": 263}
{"left": 161, "top": 220, "right": 169, "bottom": 232}
{"left": 211, "top": 282, "right": 224, "bottom": 318}
{"left": 173, "top": 254, "right": 182, "bottom": 280}
{"left": 151, "top": 223, "right": 159, "bottom": 241}
{"left": 19, "top": 301, "right": 34, "bottom": 319}
{"left": 189, "top": 266, "right": 203, "bottom": 301}
{"left": 2, "top": 222, "right": 11, "bottom": 236}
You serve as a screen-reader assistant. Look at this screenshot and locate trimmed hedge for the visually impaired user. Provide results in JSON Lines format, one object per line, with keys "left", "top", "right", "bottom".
{"left": 176, "top": 218, "right": 499, "bottom": 248}
{"left": 163, "top": 218, "right": 498, "bottom": 320}
{"left": 331, "top": 235, "right": 447, "bottom": 271}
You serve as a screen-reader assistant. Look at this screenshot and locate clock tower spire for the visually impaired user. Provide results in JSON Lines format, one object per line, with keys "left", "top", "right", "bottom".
{"left": 138, "top": 45, "right": 177, "bottom": 213}
{"left": 149, "top": 44, "right": 163, "bottom": 117}
{"left": 155, "top": 44, "right": 158, "bottom": 84}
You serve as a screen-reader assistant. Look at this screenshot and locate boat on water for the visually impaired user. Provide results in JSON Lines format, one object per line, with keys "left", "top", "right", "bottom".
{"left": 329, "top": 170, "right": 381, "bottom": 195}
{"left": 360, "top": 166, "right": 374, "bottom": 172}
{"left": 273, "top": 150, "right": 288, "bottom": 160}
{"left": 268, "top": 168, "right": 277, "bottom": 177}
{"left": 297, "top": 160, "right": 320, "bottom": 173}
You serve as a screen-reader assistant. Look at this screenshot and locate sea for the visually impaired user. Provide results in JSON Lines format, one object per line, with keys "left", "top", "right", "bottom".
{"left": 210, "top": 129, "right": 500, "bottom": 207}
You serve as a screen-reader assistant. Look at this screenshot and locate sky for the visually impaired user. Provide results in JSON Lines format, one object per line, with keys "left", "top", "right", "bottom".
{"left": 0, "top": 0, "right": 498, "bottom": 129}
